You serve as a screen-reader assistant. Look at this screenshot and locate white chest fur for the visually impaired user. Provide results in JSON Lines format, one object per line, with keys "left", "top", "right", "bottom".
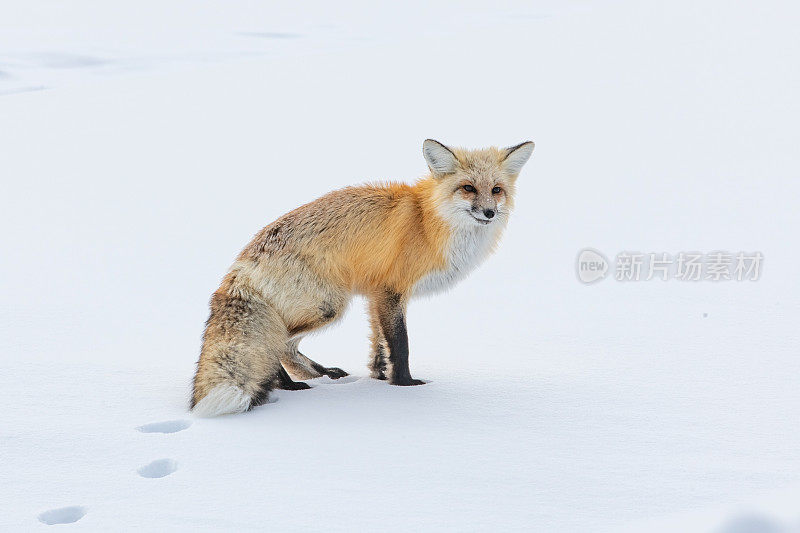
{"left": 413, "top": 223, "right": 502, "bottom": 297}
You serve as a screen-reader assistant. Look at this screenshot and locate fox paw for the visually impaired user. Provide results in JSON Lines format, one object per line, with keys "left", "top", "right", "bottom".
{"left": 279, "top": 380, "right": 312, "bottom": 391}
{"left": 323, "top": 367, "right": 349, "bottom": 379}
{"left": 391, "top": 377, "right": 426, "bottom": 386}
{"left": 369, "top": 366, "right": 387, "bottom": 380}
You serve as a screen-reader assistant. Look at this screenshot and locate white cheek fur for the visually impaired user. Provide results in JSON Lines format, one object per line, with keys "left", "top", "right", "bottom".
{"left": 412, "top": 196, "right": 506, "bottom": 297}
{"left": 438, "top": 197, "right": 479, "bottom": 226}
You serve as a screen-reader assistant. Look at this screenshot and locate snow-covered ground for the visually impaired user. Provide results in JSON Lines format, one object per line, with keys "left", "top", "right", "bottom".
{"left": 2, "top": 0, "right": 799, "bottom": 530}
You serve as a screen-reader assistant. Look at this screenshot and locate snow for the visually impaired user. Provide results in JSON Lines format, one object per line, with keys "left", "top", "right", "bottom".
{"left": 1, "top": 0, "right": 799, "bottom": 530}
{"left": 137, "top": 459, "right": 179, "bottom": 479}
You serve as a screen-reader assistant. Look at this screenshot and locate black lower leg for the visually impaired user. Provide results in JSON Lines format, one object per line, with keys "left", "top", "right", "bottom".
{"left": 379, "top": 292, "right": 424, "bottom": 386}
{"left": 275, "top": 366, "right": 312, "bottom": 390}
{"left": 300, "top": 352, "right": 349, "bottom": 379}
{"left": 370, "top": 343, "right": 387, "bottom": 380}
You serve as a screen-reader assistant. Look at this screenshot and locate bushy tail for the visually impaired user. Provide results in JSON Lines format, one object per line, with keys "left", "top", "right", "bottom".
{"left": 191, "top": 384, "right": 252, "bottom": 417}
{"left": 190, "top": 290, "right": 286, "bottom": 417}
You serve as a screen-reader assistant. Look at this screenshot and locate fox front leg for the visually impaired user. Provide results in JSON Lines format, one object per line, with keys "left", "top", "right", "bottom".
{"left": 375, "top": 291, "right": 425, "bottom": 386}
{"left": 367, "top": 298, "right": 388, "bottom": 379}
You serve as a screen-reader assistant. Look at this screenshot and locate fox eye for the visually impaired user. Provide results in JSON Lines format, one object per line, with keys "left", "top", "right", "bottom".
{"left": 463, "top": 184, "right": 476, "bottom": 193}
{"left": 492, "top": 186, "right": 502, "bottom": 194}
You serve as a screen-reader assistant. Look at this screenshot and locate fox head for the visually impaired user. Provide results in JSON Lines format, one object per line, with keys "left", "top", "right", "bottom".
{"left": 422, "top": 139, "right": 534, "bottom": 228}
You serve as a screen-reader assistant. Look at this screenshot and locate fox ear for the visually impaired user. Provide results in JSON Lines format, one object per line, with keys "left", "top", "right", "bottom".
{"left": 502, "top": 141, "right": 535, "bottom": 176}
{"left": 423, "top": 139, "right": 458, "bottom": 175}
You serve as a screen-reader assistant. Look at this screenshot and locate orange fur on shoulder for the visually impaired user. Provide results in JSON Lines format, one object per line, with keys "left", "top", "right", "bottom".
{"left": 341, "top": 178, "right": 451, "bottom": 294}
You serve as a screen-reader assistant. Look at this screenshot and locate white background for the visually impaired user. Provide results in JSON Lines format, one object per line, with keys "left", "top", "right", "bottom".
{"left": 1, "top": 0, "right": 799, "bottom": 530}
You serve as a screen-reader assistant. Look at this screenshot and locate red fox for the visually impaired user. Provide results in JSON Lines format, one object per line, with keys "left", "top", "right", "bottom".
{"left": 191, "top": 139, "right": 535, "bottom": 416}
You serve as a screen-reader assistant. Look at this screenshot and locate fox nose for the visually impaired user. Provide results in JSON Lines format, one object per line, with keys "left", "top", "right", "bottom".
{"left": 483, "top": 209, "right": 495, "bottom": 219}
